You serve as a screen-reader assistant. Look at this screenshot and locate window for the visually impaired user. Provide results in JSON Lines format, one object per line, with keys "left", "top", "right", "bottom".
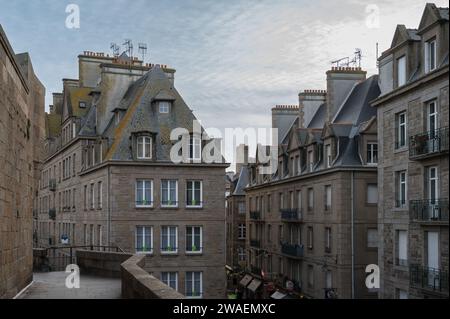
{"left": 367, "top": 143, "right": 378, "bottom": 164}
{"left": 186, "top": 226, "right": 202, "bottom": 253}
{"left": 428, "top": 167, "right": 439, "bottom": 202}
{"left": 308, "top": 150, "right": 314, "bottom": 172}
{"left": 161, "top": 180, "right": 178, "bottom": 207}
{"left": 161, "top": 272, "right": 178, "bottom": 291}
{"left": 79, "top": 101, "right": 87, "bottom": 108}
{"left": 90, "top": 184, "right": 95, "bottom": 209}
{"left": 325, "top": 271, "right": 332, "bottom": 289}
{"left": 325, "top": 227, "right": 331, "bottom": 253}
{"left": 326, "top": 145, "right": 332, "bottom": 168}
{"left": 238, "top": 247, "right": 246, "bottom": 262}
{"left": 186, "top": 272, "right": 202, "bottom": 298}
{"left": 397, "top": 171, "right": 407, "bottom": 207}
{"left": 325, "top": 186, "right": 331, "bottom": 211}
{"left": 72, "top": 188, "right": 76, "bottom": 209}
{"left": 267, "top": 224, "right": 272, "bottom": 243}
{"left": 308, "top": 188, "right": 314, "bottom": 211}
{"left": 279, "top": 193, "right": 284, "bottom": 210}
{"left": 186, "top": 181, "right": 202, "bottom": 207}
{"left": 161, "top": 226, "right": 178, "bottom": 253}
{"left": 367, "top": 184, "right": 378, "bottom": 204}
{"left": 136, "top": 226, "right": 153, "bottom": 253}
{"left": 159, "top": 101, "right": 170, "bottom": 113}
{"left": 307, "top": 265, "right": 314, "bottom": 288}
{"left": 307, "top": 227, "right": 313, "bottom": 249}
{"left": 367, "top": 229, "right": 378, "bottom": 248}
{"left": 397, "top": 55, "right": 406, "bottom": 86}
{"left": 97, "top": 182, "right": 102, "bottom": 209}
{"left": 238, "top": 201, "right": 245, "bottom": 214}
{"left": 267, "top": 194, "right": 271, "bottom": 212}
{"left": 189, "top": 135, "right": 202, "bottom": 161}
{"left": 137, "top": 136, "right": 152, "bottom": 159}
{"left": 84, "top": 185, "right": 87, "bottom": 210}
{"left": 396, "top": 112, "right": 407, "bottom": 148}
{"left": 238, "top": 224, "right": 246, "bottom": 239}
{"left": 297, "top": 191, "right": 302, "bottom": 211}
{"left": 136, "top": 180, "right": 153, "bottom": 207}
{"left": 396, "top": 230, "right": 408, "bottom": 266}
{"left": 425, "top": 39, "right": 436, "bottom": 73}
{"left": 397, "top": 289, "right": 408, "bottom": 299}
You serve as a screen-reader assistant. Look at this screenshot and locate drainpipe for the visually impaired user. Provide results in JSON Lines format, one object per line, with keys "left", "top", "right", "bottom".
{"left": 351, "top": 171, "right": 355, "bottom": 299}
{"left": 107, "top": 165, "right": 111, "bottom": 246}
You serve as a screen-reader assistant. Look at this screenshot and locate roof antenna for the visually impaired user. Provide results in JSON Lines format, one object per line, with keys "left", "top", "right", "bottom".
{"left": 138, "top": 43, "right": 148, "bottom": 62}
{"left": 110, "top": 43, "right": 120, "bottom": 58}
{"left": 123, "top": 39, "right": 134, "bottom": 60}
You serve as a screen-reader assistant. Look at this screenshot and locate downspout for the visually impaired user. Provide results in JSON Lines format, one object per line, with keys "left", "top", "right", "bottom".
{"left": 351, "top": 171, "right": 355, "bottom": 299}
{"left": 107, "top": 165, "right": 111, "bottom": 246}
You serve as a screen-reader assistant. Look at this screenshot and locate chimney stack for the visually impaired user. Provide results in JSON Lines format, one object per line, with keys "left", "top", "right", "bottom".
{"left": 326, "top": 66, "right": 366, "bottom": 122}
{"left": 235, "top": 144, "right": 249, "bottom": 174}
{"left": 299, "top": 90, "right": 327, "bottom": 128}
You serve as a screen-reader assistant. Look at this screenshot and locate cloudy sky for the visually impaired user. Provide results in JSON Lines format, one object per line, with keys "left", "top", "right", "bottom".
{"left": 1, "top": 0, "right": 447, "bottom": 169}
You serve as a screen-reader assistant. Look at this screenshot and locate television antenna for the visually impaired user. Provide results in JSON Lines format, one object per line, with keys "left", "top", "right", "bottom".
{"left": 138, "top": 43, "right": 148, "bottom": 62}
{"left": 110, "top": 43, "right": 120, "bottom": 58}
{"left": 123, "top": 39, "right": 134, "bottom": 59}
{"left": 331, "top": 48, "right": 363, "bottom": 68}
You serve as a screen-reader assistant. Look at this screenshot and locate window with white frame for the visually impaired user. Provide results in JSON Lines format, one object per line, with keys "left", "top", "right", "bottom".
{"left": 137, "top": 136, "right": 152, "bottom": 159}
{"left": 396, "top": 112, "right": 407, "bottom": 148}
{"left": 136, "top": 226, "right": 153, "bottom": 253}
{"left": 136, "top": 180, "right": 153, "bottom": 207}
{"left": 161, "top": 226, "right": 178, "bottom": 253}
{"left": 97, "top": 182, "right": 102, "bottom": 209}
{"left": 159, "top": 101, "right": 170, "bottom": 114}
{"left": 308, "top": 150, "right": 314, "bottom": 172}
{"left": 325, "top": 185, "right": 332, "bottom": 211}
{"left": 397, "top": 171, "right": 407, "bottom": 207}
{"left": 326, "top": 144, "right": 332, "bottom": 168}
{"left": 238, "top": 224, "right": 246, "bottom": 239}
{"left": 189, "top": 135, "right": 202, "bottom": 161}
{"left": 428, "top": 100, "right": 438, "bottom": 139}
{"left": 367, "top": 143, "right": 378, "bottom": 164}
{"left": 90, "top": 183, "right": 95, "bottom": 209}
{"left": 397, "top": 55, "right": 406, "bottom": 87}
{"left": 186, "top": 226, "right": 202, "bottom": 253}
{"left": 367, "top": 184, "right": 378, "bottom": 204}
{"left": 161, "top": 180, "right": 178, "bottom": 207}
{"left": 307, "top": 227, "right": 313, "bottom": 249}
{"left": 238, "top": 201, "right": 246, "bottom": 214}
{"left": 238, "top": 247, "right": 246, "bottom": 262}
{"left": 186, "top": 181, "right": 202, "bottom": 207}
{"left": 425, "top": 38, "right": 436, "bottom": 73}
{"left": 185, "top": 272, "right": 203, "bottom": 298}
{"left": 325, "top": 227, "right": 332, "bottom": 252}
{"left": 367, "top": 228, "right": 378, "bottom": 248}
{"left": 161, "top": 272, "right": 178, "bottom": 291}
{"left": 396, "top": 230, "right": 408, "bottom": 266}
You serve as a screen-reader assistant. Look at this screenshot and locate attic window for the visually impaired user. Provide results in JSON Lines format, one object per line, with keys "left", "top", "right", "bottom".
{"left": 79, "top": 101, "right": 87, "bottom": 108}
{"left": 159, "top": 101, "right": 170, "bottom": 114}
{"left": 137, "top": 136, "right": 152, "bottom": 159}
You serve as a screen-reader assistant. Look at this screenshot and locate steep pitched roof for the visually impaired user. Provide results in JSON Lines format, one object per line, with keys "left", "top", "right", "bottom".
{"left": 233, "top": 166, "right": 249, "bottom": 196}
{"left": 307, "top": 103, "right": 326, "bottom": 129}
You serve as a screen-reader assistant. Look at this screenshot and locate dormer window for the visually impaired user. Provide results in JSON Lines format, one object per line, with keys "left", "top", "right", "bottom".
{"left": 189, "top": 135, "right": 201, "bottom": 161}
{"left": 308, "top": 150, "right": 314, "bottom": 172}
{"left": 425, "top": 38, "right": 436, "bottom": 73}
{"left": 79, "top": 101, "right": 87, "bottom": 109}
{"left": 137, "top": 136, "right": 152, "bottom": 159}
{"left": 397, "top": 55, "right": 406, "bottom": 87}
{"left": 159, "top": 101, "right": 170, "bottom": 114}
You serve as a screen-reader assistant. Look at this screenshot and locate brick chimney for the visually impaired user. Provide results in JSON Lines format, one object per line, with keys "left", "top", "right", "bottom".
{"left": 272, "top": 105, "right": 299, "bottom": 142}
{"left": 235, "top": 144, "right": 249, "bottom": 174}
{"left": 299, "top": 90, "right": 327, "bottom": 128}
{"left": 326, "top": 67, "right": 366, "bottom": 122}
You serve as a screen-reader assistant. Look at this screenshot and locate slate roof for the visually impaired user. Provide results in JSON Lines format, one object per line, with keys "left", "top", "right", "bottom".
{"left": 233, "top": 166, "right": 249, "bottom": 196}
{"left": 307, "top": 103, "right": 326, "bottom": 129}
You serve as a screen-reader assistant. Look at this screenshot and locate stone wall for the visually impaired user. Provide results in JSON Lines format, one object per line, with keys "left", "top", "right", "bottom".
{"left": 121, "top": 254, "right": 185, "bottom": 299}
{"left": 76, "top": 250, "right": 132, "bottom": 278}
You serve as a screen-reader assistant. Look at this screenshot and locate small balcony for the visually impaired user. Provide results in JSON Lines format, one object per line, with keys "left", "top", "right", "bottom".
{"left": 409, "top": 127, "right": 449, "bottom": 160}
{"left": 250, "top": 239, "right": 261, "bottom": 249}
{"left": 280, "top": 208, "right": 303, "bottom": 222}
{"left": 410, "top": 199, "right": 449, "bottom": 223}
{"left": 49, "top": 179, "right": 57, "bottom": 191}
{"left": 249, "top": 211, "right": 262, "bottom": 221}
{"left": 281, "top": 243, "right": 304, "bottom": 258}
{"left": 49, "top": 208, "right": 56, "bottom": 220}
{"left": 410, "top": 264, "right": 449, "bottom": 293}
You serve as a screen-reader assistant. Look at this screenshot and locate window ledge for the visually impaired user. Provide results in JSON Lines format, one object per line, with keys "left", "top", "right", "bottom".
{"left": 135, "top": 206, "right": 154, "bottom": 210}
{"left": 186, "top": 252, "right": 203, "bottom": 256}
{"left": 161, "top": 252, "right": 179, "bottom": 256}
{"left": 394, "top": 147, "right": 408, "bottom": 154}
{"left": 186, "top": 206, "right": 203, "bottom": 210}
{"left": 160, "top": 206, "right": 179, "bottom": 210}
{"left": 136, "top": 251, "right": 154, "bottom": 256}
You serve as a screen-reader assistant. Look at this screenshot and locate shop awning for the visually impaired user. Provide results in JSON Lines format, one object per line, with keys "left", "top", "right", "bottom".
{"left": 247, "top": 279, "right": 262, "bottom": 292}
{"left": 270, "top": 291, "right": 287, "bottom": 299}
{"left": 239, "top": 274, "right": 253, "bottom": 287}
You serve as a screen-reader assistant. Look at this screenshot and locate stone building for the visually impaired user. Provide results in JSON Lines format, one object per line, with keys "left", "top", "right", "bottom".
{"left": 0, "top": 25, "right": 45, "bottom": 298}
{"left": 35, "top": 51, "right": 228, "bottom": 299}
{"left": 373, "top": 3, "right": 449, "bottom": 299}
{"left": 243, "top": 67, "right": 380, "bottom": 299}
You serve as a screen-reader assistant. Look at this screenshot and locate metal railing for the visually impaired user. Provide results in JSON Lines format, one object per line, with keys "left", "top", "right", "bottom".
{"left": 410, "top": 199, "right": 449, "bottom": 222}
{"left": 281, "top": 243, "right": 304, "bottom": 258}
{"left": 410, "top": 264, "right": 449, "bottom": 292}
{"left": 280, "top": 208, "right": 303, "bottom": 222}
{"left": 409, "top": 127, "right": 449, "bottom": 159}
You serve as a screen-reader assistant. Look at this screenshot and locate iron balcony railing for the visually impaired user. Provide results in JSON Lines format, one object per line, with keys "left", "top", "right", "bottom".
{"left": 410, "top": 199, "right": 449, "bottom": 222}
{"left": 281, "top": 243, "right": 304, "bottom": 258}
{"left": 250, "top": 239, "right": 261, "bottom": 248}
{"left": 409, "top": 127, "right": 449, "bottom": 159}
{"left": 280, "top": 208, "right": 303, "bottom": 222}
{"left": 410, "top": 264, "right": 449, "bottom": 292}
{"left": 250, "top": 211, "right": 262, "bottom": 220}
{"left": 49, "top": 179, "right": 57, "bottom": 191}
{"left": 49, "top": 208, "right": 56, "bottom": 220}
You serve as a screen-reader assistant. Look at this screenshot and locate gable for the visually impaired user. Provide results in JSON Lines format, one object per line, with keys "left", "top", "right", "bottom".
{"left": 418, "top": 3, "right": 440, "bottom": 31}
{"left": 391, "top": 25, "right": 408, "bottom": 48}
{"left": 287, "top": 126, "right": 299, "bottom": 151}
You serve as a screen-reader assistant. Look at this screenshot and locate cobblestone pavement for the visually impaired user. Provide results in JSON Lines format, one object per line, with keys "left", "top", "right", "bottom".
{"left": 18, "top": 272, "right": 121, "bottom": 299}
